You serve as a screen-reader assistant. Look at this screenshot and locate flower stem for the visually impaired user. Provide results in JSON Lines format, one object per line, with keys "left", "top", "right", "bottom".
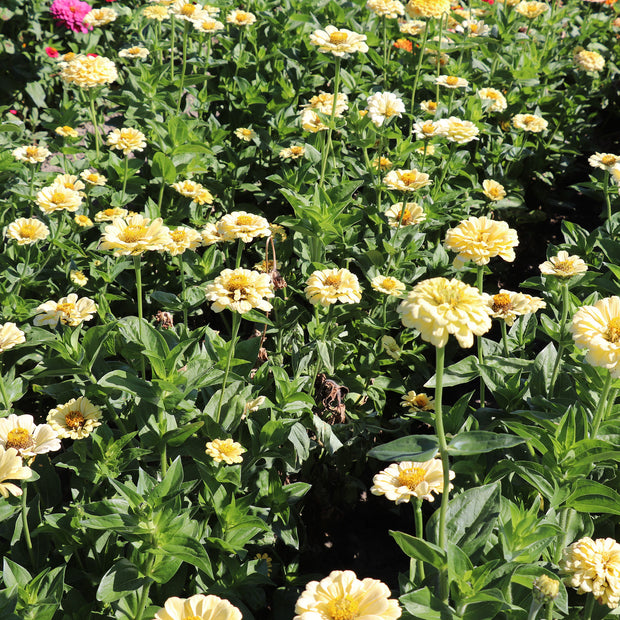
{"left": 603, "top": 170, "right": 612, "bottom": 220}
{"left": 319, "top": 57, "right": 341, "bottom": 188}
{"left": 409, "top": 24, "right": 429, "bottom": 132}
{"left": 133, "top": 255, "right": 146, "bottom": 379}
{"left": 88, "top": 91, "right": 100, "bottom": 161}
{"left": 476, "top": 266, "right": 486, "bottom": 406}
{"left": 178, "top": 255, "right": 188, "bottom": 325}
{"left": 434, "top": 15, "right": 445, "bottom": 106}
{"left": 527, "top": 598, "right": 543, "bottom": 620}
{"left": 176, "top": 21, "right": 189, "bottom": 113}
{"left": 0, "top": 363, "right": 11, "bottom": 411}
{"left": 591, "top": 371, "right": 614, "bottom": 437}
{"left": 434, "top": 345, "right": 450, "bottom": 603}
{"left": 501, "top": 321, "right": 509, "bottom": 356}
{"left": 121, "top": 156, "right": 129, "bottom": 204}
{"left": 134, "top": 579, "right": 153, "bottom": 620}
{"left": 414, "top": 499, "right": 426, "bottom": 582}
{"left": 21, "top": 484, "right": 36, "bottom": 567}
{"left": 170, "top": 15, "right": 176, "bottom": 80}
{"left": 235, "top": 238, "right": 244, "bottom": 269}
{"left": 432, "top": 142, "right": 456, "bottom": 200}
{"left": 159, "top": 407, "right": 168, "bottom": 477}
{"left": 583, "top": 595, "right": 595, "bottom": 620}
{"left": 549, "top": 282, "right": 569, "bottom": 395}
{"left": 382, "top": 17, "right": 388, "bottom": 85}
{"left": 215, "top": 312, "right": 241, "bottom": 424}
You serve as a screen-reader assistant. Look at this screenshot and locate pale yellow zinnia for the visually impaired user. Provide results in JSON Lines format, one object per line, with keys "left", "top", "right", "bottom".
{"left": 226, "top": 9, "right": 256, "bottom": 26}
{"left": 0, "top": 414, "right": 61, "bottom": 459}
{"left": 482, "top": 179, "right": 506, "bottom": 201}
{"left": 205, "top": 268, "right": 274, "bottom": 314}
{"left": 0, "top": 447, "right": 32, "bottom": 498}
{"left": 539, "top": 251, "right": 588, "bottom": 277}
{"left": 6, "top": 218, "right": 50, "bottom": 245}
{"left": 216, "top": 211, "right": 271, "bottom": 243}
{"left": 309, "top": 25, "right": 369, "bottom": 56}
{"left": 36, "top": 185, "right": 83, "bottom": 214}
{"left": 371, "top": 275, "right": 406, "bottom": 296}
{"left": 305, "top": 268, "right": 362, "bottom": 306}
{"left": 60, "top": 54, "right": 118, "bottom": 89}
{"left": 94, "top": 207, "right": 128, "bottom": 222}
{"left": 33, "top": 293, "right": 97, "bottom": 328}
{"left": 487, "top": 290, "right": 546, "bottom": 326}
{"left": 401, "top": 390, "right": 435, "bottom": 412}
{"left": 106, "top": 127, "right": 147, "bottom": 155}
{"left": 512, "top": 113, "right": 548, "bottom": 133}
{"left": 384, "top": 168, "right": 431, "bottom": 192}
{"left": 0, "top": 323, "right": 25, "bottom": 353}
{"left": 205, "top": 438, "right": 246, "bottom": 464}
{"left": 477, "top": 87, "right": 507, "bottom": 112}
{"left": 100, "top": 214, "right": 172, "bottom": 255}
{"left": 406, "top": 0, "right": 450, "bottom": 18}
{"left": 153, "top": 594, "right": 242, "bottom": 620}
{"left": 166, "top": 227, "right": 202, "bottom": 256}
{"left": 12, "top": 145, "right": 51, "bottom": 164}
{"left": 47, "top": 396, "right": 102, "bottom": 440}
{"left": 367, "top": 0, "right": 406, "bottom": 18}
{"left": 385, "top": 202, "right": 426, "bottom": 227}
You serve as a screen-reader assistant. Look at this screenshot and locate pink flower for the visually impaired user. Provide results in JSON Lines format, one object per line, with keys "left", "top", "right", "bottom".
{"left": 50, "top": 0, "right": 93, "bottom": 33}
{"left": 45, "top": 46, "right": 59, "bottom": 58}
{"left": 9, "top": 110, "right": 17, "bottom": 115}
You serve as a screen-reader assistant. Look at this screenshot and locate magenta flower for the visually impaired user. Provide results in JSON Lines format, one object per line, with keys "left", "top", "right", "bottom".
{"left": 50, "top": 0, "right": 93, "bottom": 33}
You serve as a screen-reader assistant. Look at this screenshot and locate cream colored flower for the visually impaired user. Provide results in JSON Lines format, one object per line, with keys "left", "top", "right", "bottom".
{"left": 372, "top": 156, "right": 393, "bottom": 171}
{"left": 412, "top": 119, "right": 439, "bottom": 140}
{"left": 143, "top": 5, "right": 169, "bottom": 20}
{"left": 0, "top": 323, "right": 25, "bottom": 353}
{"left": 434, "top": 117, "right": 479, "bottom": 144}
{"left": 371, "top": 459, "right": 452, "bottom": 505}
{"left": 415, "top": 144, "right": 436, "bottom": 156}
{"left": 193, "top": 17, "right": 225, "bottom": 32}
{"left": 119, "top": 46, "right": 150, "bottom": 59}
{"left": 399, "top": 19, "right": 425, "bottom": 34}
{"left": 47, "top": 397, "right": 102, "bottom": 440}
{"left": 153, "top": 594, "right": 243, "bottom": 620}
{"left": 52, "top": 173, "right": 85, "bottom": 193}
{"left": 300, "top": 109, "right": 328, "bottom": 133}
{"left": 384, "top": 169, "right": 431, "bottom": 192}
{"left": 166, "top": 227, "right": 202, "bottom": 256}
{"left": 589, "top": 153, "right": 620, "bottom": 171}
{"left": 385, "top": 202, "right": 426, "bottom": 227}
{"left": 302, "top": 92, "right": 349, "bottom": 117}
{"left": 482, "top": 179, "right": 506, "bottom": 201}
{"left": 12, "top": 145, "right": 51, "bottom": 164}
{"left": 226, "top": 9, "right": 256, "bottom": 25}
{"left": 419, "top": 100, "right": 438, "bottom": 114}
{"left": 0, "top": 414, "right": 61, "bottom": 459}
{"left": 571, "top": 297, "right": 620, "bottom": 378}
{"left": 217, "top": 211, "right": 271, "bottom": 243}
{"left": 279, "top": 145, "right": 306, "bottom": 160}
{"left": 60, "top": 54, "right": 118, "bottom": 89}
{"left": 70, "top": 270, "right": 88, "bottom": 287}
{"left": 234, "top": 127, "right": 257, "bottom": 142}
{"left": 305, "top": 268, "right": 362, "bottom": 306}
{"left": 36, "top": 185, "right": 83, "bottom": 214}
{"left": 33, "top": 293, "right": 97, "bottom": 328}
{"left": 398, "top": 277, "right": 492, "bottom": 348}
{"left": 381, "top": 335, "right": 401, "bottom": 359}
{"left": 435, "top": 75, "right": 468, "bottom": 89}
{"left": 533, "top": 575, "right": 560, "bottom": 603}
{"left": 371, "top": 275, "right": 406, "bottom": 296}
{"left": 244, "top": 396, "right": 266, "bottom": 415}
{"left": 94, "top": 207, "right": 128, "bottom": 222}
{"left": 367, "top": 0, "right": 406, "bottom": 18}
{"left": 539, "top": 251, "right": 588, "bottom": 277}
{"left": 171, "top": 180, "right": 214, "bottom": 205}
{"left": 201, "top": 223, "right": 222, "bottom": 246}
{"left": 106, "top": 127, "right": 147, "bottom": 155}
{"left": 456, "top": 19, "right": 489, "bottom": 36}
{"left": 406, "top": 0, "right": 450, "bottom": 18}
{"left": 83, "top": 7, "right": 117, "bottom": 26}
{"left": 366, "top": 91, "right": 406, "bottom": 127}
{"left": 512, "top": 113, "right": 548, "bottom": 133}
{"left": 294, "top": 570, "right": 401, "bottom": 620}
{"left": 205, "top": 268, "right": 273, "bottom": 314}
{"left": 309, "top": 25, "right": 369, "bottom": 57}
{"left": 477, "top": 87, "right": 507, "bottom": 112}
{"left": 74, "top": 215, "right": 94, "bottom": 228}
{"left": 80, "top": 169, "right": 107, "bottom": 186}
{"left": 6, "top": 218, "right": 50, "bottom": 245}
{"left": 561, "top": 537, "right": 620, "bottom": 608}
{"left": 206, "top": 438, "right": 246, "bottom": 464}
{"left": 100, "top": 214, "right": 171, "bottom": 255}
{"left": 0, "top": 447, "right": 32, "bottom": 498}
{"left": 573, "top": 48, "right": 605, "bottom": 72}
{"left": 55, "top": 126, "right": 79, "bottom": 138}
{"left": 401, "top": 390, "right": 435, "bottom": 412}
{"left": 487, "top": 290, "right": 546, "bottom": 326}
{"left": 445, "top": 216, "right": 518, "bottom": 269}
{"left": 515, "top": 1, "right": 548, "bottom": 17}
{"left": 172, "top": 0, "right": 202, "bottom": 20}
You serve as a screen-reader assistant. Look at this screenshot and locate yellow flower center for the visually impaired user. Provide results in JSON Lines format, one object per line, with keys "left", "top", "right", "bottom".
{"left": 602, "top": 155, "right": 617, "bottom": 166}
{"left": 329, "top": 31, "right": 349, "bottom": 44}
{"left": 61, "top": 126, "right": 73, "bottom": 133}
{"left": 606, "top": 318, "right": 620, "bottom": 343}
{"left": 422, "top": 122, "right": 435, "bottom": 135}
{"left": 401, "top": 172, "right": 420, "bottom": 185}
{"left": 398, "top": 467, "right": 426, "bottom": 490}
{"left": 56, "top": 302, "right": 76, "bottom": 315}
{"left": 552, "top": 260, "right": 573, "bottom": 274}
{"left": 446, "top": 76, "right": 459, "bottom": 85}
{"left": 492, "top": 293, "right": 513, "bottom": 312}
{"left": 426, "top": 101, "right": 437, "bottom": 111}
{"left": 381, "top": 278, "right": 398, "bottom": 290}
{"left": 128, "top": 47, "right": 141, "bottom": 54}
{"left": 65, "top": 410, "right": 85, "bottom": 429}
{"left": 6, "top": 427, "right": 34, "bottom": 451}
{"left": 52, "top": 190, "right": 67, "bottom": 203}
{"left": 226, "top": 274, "right": 251, "bottom": 291}
{"left": 180, "top": 4, "right": 196, "bottom": 15}
{"left": 217, "top": 443, "right": 239, "bottom": 457}
{"left": 235, "top": 10, "right": 248, "bottom": 20}
{"left": 184, "top": 616, "right": 202, "bottom": 620}
{"left": 290, "top": 146, "right": 303, "bottom": 155}
{"left": 398, "top": 208, "right": 412, "bottom": 224}
{"left": 19, "top": 223, "right": 39, "bottom": 239}
{"left": 201, "top": 19, "right": 216, "bottom": 28}
{"left": 170, "top": 230, "right": 186, "bottom": 242}
{"left": 324, "top": 275, "right": 341, "bottom": 287}
{"left": 384, "top": 103, "right": 396, "bottom": 117}
{"left": 120, "top": 225, "right": 148, "bottom": 243}
{"left": 326, "top": 595, "right": 360, "bottom": 620}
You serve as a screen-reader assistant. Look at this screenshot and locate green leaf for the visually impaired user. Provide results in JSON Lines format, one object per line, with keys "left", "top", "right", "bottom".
{"left": 426, "top": 356, "right": 478, "bottom": 388}
{"left": 448, "top": 432, "right": 525, "bottom": 455}
{"left": 400, "top": 587, "right": 456, "bottom": 619}
{"left": 566, "top": 481, "right": 620, "bottom": 515}
{"left": 99, "top": 370, "right": 159, "bottom": 404}
{"left": 96, "top": 560, "right": 146, "bottom": 603}
{"left": 390, "top": 531, "right": 447, "bottom": 567}
{"left": 164, "top": 422, "right": 204, "bottom": 447}
{"left": 161, "top": 535, "right": 213, "bottom": 578}
{"left": 368, "top": 435, "right": 439, "bottom": 462}
{"left": 2, "top": 559, "right": 31, "bottom": 589}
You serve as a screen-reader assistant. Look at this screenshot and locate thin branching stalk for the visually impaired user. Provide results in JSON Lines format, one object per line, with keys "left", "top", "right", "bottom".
{"left": 21, "top": 484, "right": 36, "bottom": 567}
{"left": 88, "top": 91, "right": 100, "bottom": 160}
{"left": 176, "top": 21, "right": 190, "bottom": 113}
{"left": 215, "top": 312, "right": 241, "bottom": 424}
{"left": 414, "top": 499, "right": 426, "bottom": 582}
{"left": 591, "top": 371, "right": 614, "bottom": 437}
{"left": 549, "top": 281, "right": 570, "bottom": 395}
{"left": 409, "top": 23, "right": 430, "bottom": 133}
{"left": 319, "top": 57, "right": 341, "bottom": 188}
{"left": 476, "top": 266, "right": 486, "bottom": 406}
{"left": 133, "top": 255, "right": 146, "bottom": 378}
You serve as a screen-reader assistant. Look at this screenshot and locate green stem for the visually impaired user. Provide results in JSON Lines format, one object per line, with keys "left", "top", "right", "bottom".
{"left": 603, "top": 170, "right": 612, "bottom": 220}
{"left": 382, "top": 17, "right": 388, "bottom": 85}
{"left": 414, "top": 499, "right": 426, "bottom": 582}
{"left": 121, "top": 156, "right": 129, "bottom": 204}
{"left": 545, "top": 601, "right": 554, "bottom": 620}
{"left": 432, "top": 142, "right": 456, "bottom": 200}
{"left": 88, "top": 91, "right": 100, "bottom": 161}
{"left": 21, "top": 484, "right": 36, "bottom": 567}
{"left": 476, "top": 266, "right": 485, "bottom": 407}
{"left": 591, "top": 371, "right": 614, "bottom": 437}
{"left": 176, "top": 21, "right": 189, "bottom": 113}
{"left": 134, "top": 578, "right": 153, "bottom": 620}
{"left": 27, "top": 164, "right": 37, "bottom": 204}
{"left": 501, "top": 321, "right": 509, "bottom": 356}
{"left": 310, "top": 305, "right": 333, "bottom": 392}
{"left": 178, "top": 255, "right": 188, "bottom": 325}
{"left": 133, "top": 255, "right": 146, "bottom": 379}
{"left": 170, "top": 15, "right": 176, "bottom": 80}
{"left": 0, "top": 365, "right": 11, "bottom": 411}
{"left": 527, "top": 598, "right": 543, "bottom": 620}
{"left": 409, "top": 24, "right": 430, "bottom": 132}
{"left": 159, "top": 407, "right": 168, "bottom": 477}
{"left": 319, "top": 57, "right": 341, "bottom": 188}
{"left": 434, "top": 15, "right": 445, "bottom": 106}
{"left": 434, "top": 345, "right": 450, "bottom": 603}
{"left": 156, "top": 181, "right": 165, "bottom": 217}
{"left": 549, "top": 282, "right": 569, "bottom": 395}
{"left": 583, "top": 595, "right": 595, "bottom": 620}
{"left": 201, "top": 36, "right": 212, "bottom": 106}
{"left": 215, "top": 312, "right": 241, "bottom": 424}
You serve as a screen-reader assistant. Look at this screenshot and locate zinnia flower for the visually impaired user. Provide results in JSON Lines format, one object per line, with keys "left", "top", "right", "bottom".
{"left": 401, "top": 390, "right": 435, "bottom": 412}
{"left": 6, "top": 218, "right": 50, "bottom": 245}
{"left": 294, "top": 570, "right": 401, "bottom": 620}
{"left": 434, "top": 117, "right": 479, "bottom": 144}
{"left": 234, "top": 127, "right": 257, "bottom": 141}
{"left": 305, "top": 268, "right": 362, "bottom": 306}
{"left": 561, "top": 537, "right": 620, "bottom": 608}
{"left": 70, "top": 270, "right": 89, "bottom": 286}
{"left": 570, "top": 297, "right": 620, "bottom": 378}
{"left": 487, "top": 290, "right": 546, "bottom": 326}
{"left": 153, "top": 594, "right": 242, "bottom": 620}
{"left": 372, "top": 156, "right": 393, "bottom": 171}
{"left": 226, "top": 9, "right": 257, "bottom": 26}
{"left": 193, "top": 17, "right": 225, "bottom": 33}
{"left": 201, "top": 223, "right": 222, "bottom": 246}
{"left": 384, "top": 169, "right": 431, "bottom": 192}
{"left": 55, "top": 125, "right": 79, "bottom": 138}
{"left": 309, "top": 25, "right": 369, "bottom": 56}
{"left": 279, "top": 145, "right": 306, "bottom": 160}
{"left": 171, "top": 0, "right": 202, "bottom": 21}
{"left": 83, "top": 7, "right": 117, "bottom": 26}
{"left": 0, "top": 323, "right": 26, "bottom": 353}
{"left": 171, "top": 180, "right": 214, "bottom": 205}
{"left": 33, "top": 293, "right": 97, "bottom": 328}
{"left": 573, "top": 48, "right": 605, "bottom": 72}
{"left": 371, "top": 275, "right": 406, "bottom": 296}
{"left": 166, "top": 227, "right": 202, "bottom": 256}
{"left": 398, "top": 277, "right": 492, "bottom": 348}
{"left": 539, "top": 251, "right": 588, "bottom": 277}
{"left": 477, "top": 87, "right": 507, "bottom": 112}
{"left": 119, "top": 46, "right": 150, "bottom": 59}
{"left": 106, "top": 127, "right": 147, "bottom": 155}
{"left": 302, "top": 92, "right": 349, "bottom": 116}
{"left": 515, "top": 0, "right": 548, "bottom": 16}
{"left": 142, "top": 5, "right": 169, "bottom": 20}
{"left": 300, "top": 109, "right": 328, "bottom": 133}
{"left": 0, "top": 447, "right": 32, "bottom": 498}
{"left": 205, "top": 268, "right": 274, "bottom": 314}
{"left": 36, "top": 185, "right": 83, "bottom": 214}
{"left": 435, "top": 75, "right": 468, "bottom": 89}
{"left": 444, "top": 216, "right": 518, "bottom": 269}
{"left": 406, "top": 0, "right": 450, "bottom": 18}
{"left": 74, "top": 215, "right": 93, "bottom": 227}
{"left": 381, "top": 335, "right": 401, "bottom": 359}
{"left": 100, "top": 214, "right": 172, "bottom": 255}
{"left": 60, "top": 54, "right": 118, "bottom": 88}
{"left": 533, "top": 575, "right": 560, "bottom": 603}
{"left": 366, "top": 91, "right": 406, "bottom": 127}
{"left": 371, "top": 459, "right": 452, "bottom": 504}
{"left": 47, "top": 397, "right": 102, "bottom": 439}
{"left": 52, "top": 173, "right": 85, "bottom": 193}
{"left": 50, "top": 0, "right": 93, "bottom": 32}
{"left": 216, "top": 211, "right": 271, "bottom": 242}
{"left": 385, "top": 202, "right": 426, "bottom": 227}
{"left": 399, "top": 19, "right": 425, "bottom": 34}
{"left": 94, "top": 207, "right": 128, "bottom": 222}
{"left": 589, "top": 153, "right": 620, "bottom": 171}
{"left": 412, "top": 119, "right": 439, "bottom": 140}
{"left": 205, "top": 438, "right": 246, "bottom": 464}
{"left": 0, "top": 414, "right": 61, "bottom": 459}
{"left": 419, "top": 100, "right": 437, "bottom": 114}
{"left": 80, "top": 169, "right": 107, "bottom": 185}
{"left": 12, "top": 145, "right": 51, "bottom": 164}
{"left": 367, "top": 0, "right": 406, "bottom": 18}
{"left": 512, "top": 113, "right": 548, "bottom": 133}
